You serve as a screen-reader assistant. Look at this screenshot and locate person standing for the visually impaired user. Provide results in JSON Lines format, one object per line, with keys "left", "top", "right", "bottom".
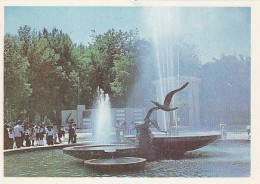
{"left": 220, "top": 123, "right": 227, "bottom": 139}
{"left": 72, "top": 123, "right": 77, "bottom": 143}
{"left": 122, "top": 121, "right": 127, "bottom": 137}
{"left": 115, "top": 120, "right": 121, "bottom": 142}
{"left": 246, "top": 124, "right": 251, "bottom": 139}
{"left": 35, "top": 126, "right": 40, "bottom": 146}
{"left": 24, "top": 125, "right": 31, "bottom": 147}
{"left": 68, "top": 124, "right": 75, "bottom": 144}
{"left": 30, "top": 125, "right": 36, "bottom": 146}
{"left": 57, "top": 126, "right": 63, "bottom": 143}
{"left": 45, "top": 126, "right": 54, "bottom": 145}
{"left": 8, "top": 128, "right": 15, "bottom": 149}
{"left": 13, "top": 120, "right": 23, "bottom": 148}
{"left": 128, "top": 123, "right": 135, "bottom": 135}
{"left": 61, "top": 125, "right": 66, "bottom": 138}
{"left": 39, "top": 125, "right": 45, "bottom": 146}
{"left": 21, "top": 124, "right": 25, "bottom": 147}
{"left": 4, "top": 124, "right": 9, "bottom": 149}
{"left": 52, "top": 124, "right": 57, "bottom": 144}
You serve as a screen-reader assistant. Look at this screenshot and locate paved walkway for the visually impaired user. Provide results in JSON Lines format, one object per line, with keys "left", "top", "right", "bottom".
{"left": 225, "top": 131, "right": 250, "bottom": 140}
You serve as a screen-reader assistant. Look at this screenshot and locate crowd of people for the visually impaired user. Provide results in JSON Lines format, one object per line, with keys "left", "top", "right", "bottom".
{"left": 4, "top": 118, "right": 136, "bottom": 150}
{"left": 3, "top": 119, "right": 76, "bottom": 150}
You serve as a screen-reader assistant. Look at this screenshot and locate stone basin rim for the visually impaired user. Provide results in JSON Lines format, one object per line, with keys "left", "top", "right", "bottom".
{"left": 63, "top": 144, "right": 137, "bottom": 152}
{"left": 84, "top": 157, "right": 146, "bottom": 166}
{"left": 126, "top": 133, "right": 221, "bottom": 139}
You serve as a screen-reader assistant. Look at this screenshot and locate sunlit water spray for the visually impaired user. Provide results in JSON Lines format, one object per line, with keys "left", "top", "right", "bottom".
{"left": 93, "top": 87, "right": 112, "bottom": 144}
{"left": 144, "top": 8, "right": 181, "bottom": 131}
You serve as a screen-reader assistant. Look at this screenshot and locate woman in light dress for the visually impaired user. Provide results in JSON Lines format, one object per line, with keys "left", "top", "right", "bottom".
{"left": 30, "top": 125, "right": 36, "bottom": 146}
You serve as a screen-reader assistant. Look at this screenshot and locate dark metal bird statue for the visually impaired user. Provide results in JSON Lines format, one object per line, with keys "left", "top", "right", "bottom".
{"left": 151, "top": 82, "right": 189, "bottom": 111}
{"left": 144, "top": 107, "right": 160, "bottom": 120}
{"left": 136, "top": 82, "right": 189, "bottom": 134}
{"left": 143, "top": 106, "right": 166, "bottom": 133}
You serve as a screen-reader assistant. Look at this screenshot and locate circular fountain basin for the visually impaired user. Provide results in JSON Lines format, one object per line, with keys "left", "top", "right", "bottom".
{"left": 84, "top": 157, "right": 146, "bottom": 171}
{"left": 63, "top": 144, "right": 138, "bottom": 160}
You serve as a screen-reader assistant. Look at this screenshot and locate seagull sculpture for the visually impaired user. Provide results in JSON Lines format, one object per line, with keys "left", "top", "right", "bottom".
{"left": 135, "top": 82, "right": 189, "bottom": 134}
{"left": 151, "top": 82, "right": 189, "bottom": 111}
{"left": 143, "top": 106, "right": 166, "bottom": 133}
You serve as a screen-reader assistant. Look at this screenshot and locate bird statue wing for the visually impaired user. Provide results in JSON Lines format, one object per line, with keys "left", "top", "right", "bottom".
{"left": 148, "top": 119, "right": 167, "bottom": 133}
{"left": 144, "top": 107, "right": 160, "bottom": 120}
{"left": 164, "top": 82, "right": 189, "bottom": 106}
{"left": 163, "top": 107, "right": 178, "bottom": 111}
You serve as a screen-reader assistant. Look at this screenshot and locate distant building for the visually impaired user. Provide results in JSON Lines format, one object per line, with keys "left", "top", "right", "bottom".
{"left": 61, "top": 105, "right": 148, "bottom": 129}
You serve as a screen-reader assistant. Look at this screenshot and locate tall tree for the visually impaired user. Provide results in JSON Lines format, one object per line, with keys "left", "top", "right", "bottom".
{"left": 200, "top": 54, "right": 250, "bottom": 128}
{"left": 4, "top": 34, "right": 32, "bottom": 121}
{"left": 77, "top": 29, "right": 148, "bottom": 107}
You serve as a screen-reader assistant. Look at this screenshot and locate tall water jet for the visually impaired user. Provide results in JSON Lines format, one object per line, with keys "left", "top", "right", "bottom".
{"left": 93, "top": 87, "right": 112, "bottom": 144}
{"left": 144, "top": 8, "right": 181, "bottom": 131}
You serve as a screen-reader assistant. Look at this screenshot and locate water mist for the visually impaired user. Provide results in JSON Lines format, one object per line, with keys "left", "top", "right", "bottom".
{"left": 143, "top": 8, "right": 181, "bottom": 131}
{"left": 93, "top": 87, "right": 112, "bottom": 144}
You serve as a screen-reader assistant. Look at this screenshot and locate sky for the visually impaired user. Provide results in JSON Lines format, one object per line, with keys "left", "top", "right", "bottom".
{"left": 4, "top": 6, "right": 250, "bottom": 63}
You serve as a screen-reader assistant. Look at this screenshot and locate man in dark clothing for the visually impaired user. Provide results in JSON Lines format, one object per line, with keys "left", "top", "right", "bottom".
{"left": 68, "top": 124, "right": 75, "bottom": 144}
{"left": 72, "top": 123, "right": 77, "bottom": 143}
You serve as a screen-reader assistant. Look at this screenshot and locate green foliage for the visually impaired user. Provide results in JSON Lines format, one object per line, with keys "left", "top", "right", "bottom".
{"left": 179, "top": 43, "right": 201, "bottom": 77}
{"left": 4, "top": 26, "right": 250, "bottom": 127}
{"left": 200, "top": 54, "right": 250, "bottom": 127}
{"left": 34, "top": 114, "right": 41, "bottom": 125}
{"left": 4, "top": 26, "right": 147, "bottom": 121}
{"left": 110, "top": 54, "right": 139, "bottom": 106}
{"left": 4, "top": 34, "right": 32, "bottom": 120}
{"left": 79, "top": 29, "right": 145, "bottom": 107}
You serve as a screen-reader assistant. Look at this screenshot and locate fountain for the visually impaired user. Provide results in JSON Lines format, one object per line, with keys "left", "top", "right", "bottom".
{"left": 63, "top": 8, "right": 221, "bottom": 171}
{"left": 64, "top": 83, "right": 221, "bottom": 167}
{"left": 144, "top": 8, "right": 182, "bottom": 131}
{"left": 93, "top": 87, "right": 112, "bottom": 144}
{"left": 64, "top": 88, "right": 145, "bottom": 171}
{"left": 133, "top": 82, "right": 220, "bottom": 160}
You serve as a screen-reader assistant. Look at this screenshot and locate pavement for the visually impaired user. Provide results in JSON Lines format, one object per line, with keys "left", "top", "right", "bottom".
{"left": 224, "top": 131, "right": 250, "bottom": 140}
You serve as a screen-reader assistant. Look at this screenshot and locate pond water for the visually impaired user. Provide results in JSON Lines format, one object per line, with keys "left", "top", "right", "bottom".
{"left": 4, "top": 140, "right": 250, "bottom": 177}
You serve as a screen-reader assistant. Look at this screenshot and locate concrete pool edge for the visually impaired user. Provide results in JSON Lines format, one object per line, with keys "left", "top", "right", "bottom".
{"left": 4, "top": 141, "right": 92, "bottom": 155}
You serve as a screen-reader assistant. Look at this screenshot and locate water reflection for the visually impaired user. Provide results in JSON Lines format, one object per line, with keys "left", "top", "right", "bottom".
{"left": 4, "top": 140, "right": 250, "bottom": 177}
